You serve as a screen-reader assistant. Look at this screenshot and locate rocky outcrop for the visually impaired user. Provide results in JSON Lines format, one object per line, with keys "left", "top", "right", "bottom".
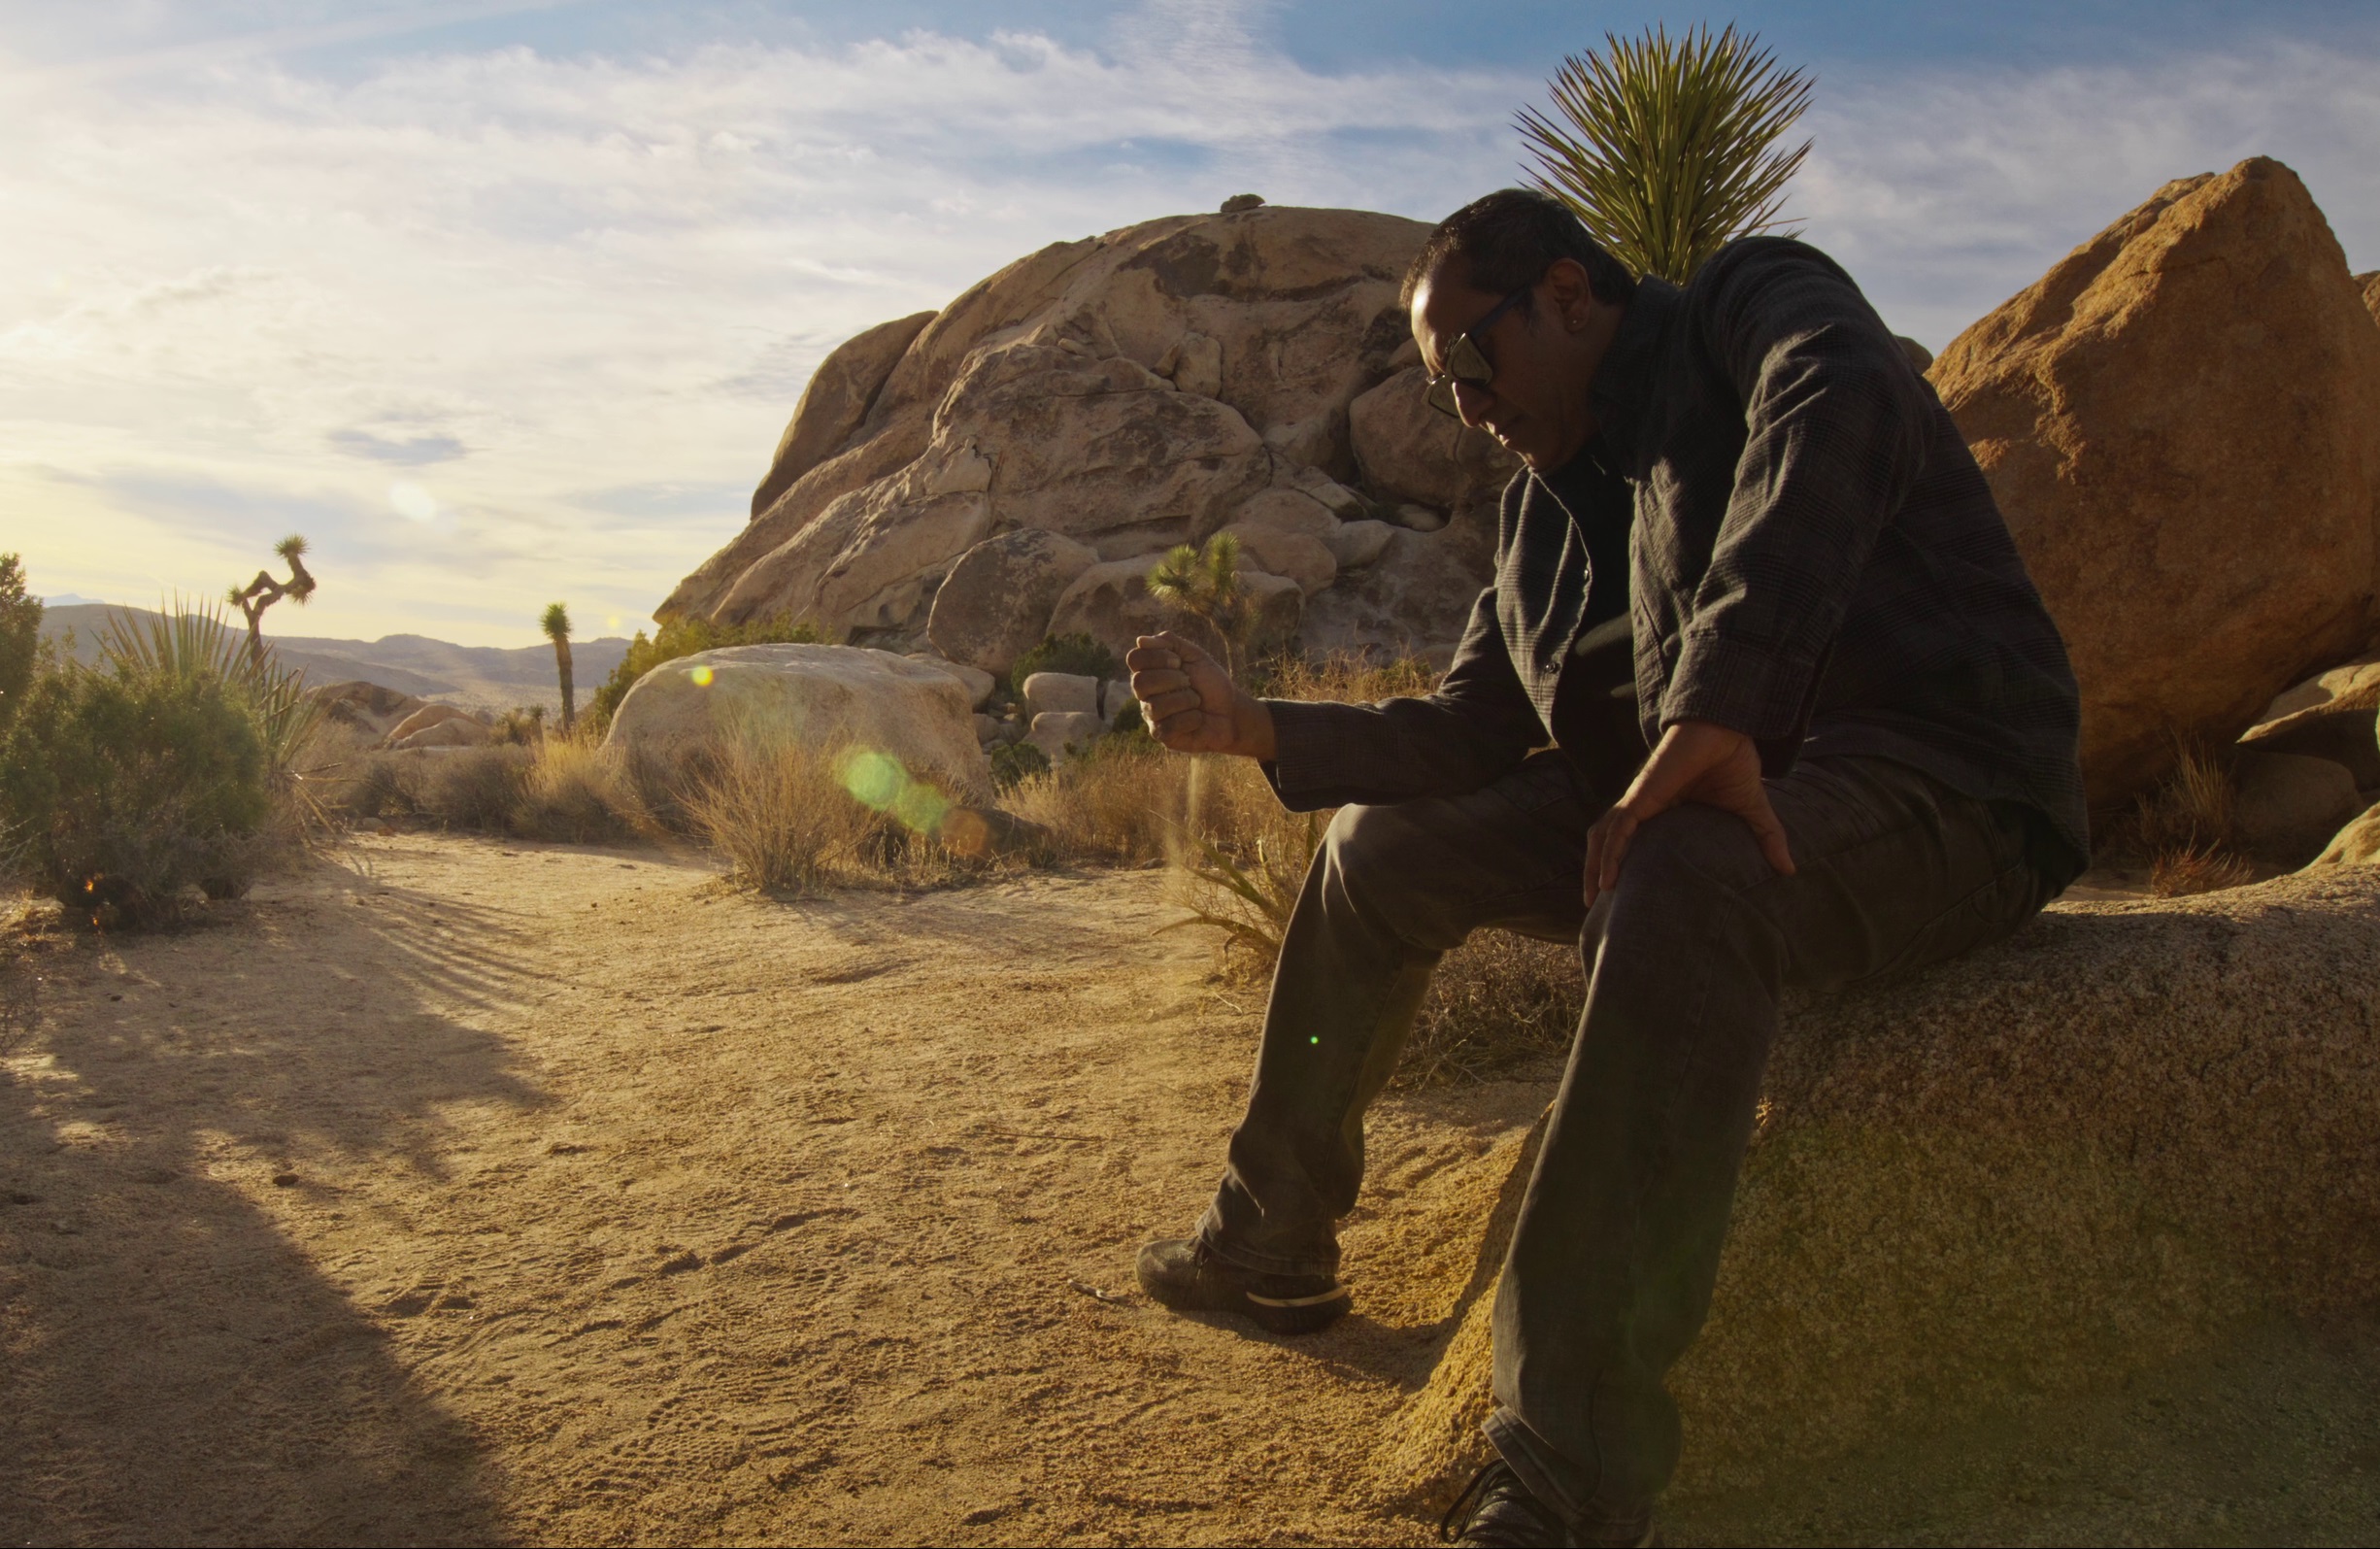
{"left": 2232, "top": 749, "right": 2363, "bottom": 859}
{"left": 2360, "top": 270, "right": 2380, "bottom": 326}
{"left": 603, "top": 643, "right": 989, "bottom": 798}
{"left": 1930, "top": 157, "right": 2380, "bottom": 806}
{"left": 1372, "top": 868, "right": 2380, "bottom": 1509}
{"left": 666, "top": 206, "right": 1509, "bottom": 663}
{"left": 2312, "top": 801, "right": 2380, "bottom": 865}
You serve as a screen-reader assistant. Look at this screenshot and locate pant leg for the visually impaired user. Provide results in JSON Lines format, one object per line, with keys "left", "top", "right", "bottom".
{"left": 1484, "top": 757, "right": 2058, "bottom": 1529}
{"left": 1198, "top": 752, "right": 1599, "bottom": 1278}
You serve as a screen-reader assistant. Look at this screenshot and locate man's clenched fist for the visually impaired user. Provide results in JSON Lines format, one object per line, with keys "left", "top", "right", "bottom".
{"left": 1125, "top": 632, "right": 1278, "bottom": 760}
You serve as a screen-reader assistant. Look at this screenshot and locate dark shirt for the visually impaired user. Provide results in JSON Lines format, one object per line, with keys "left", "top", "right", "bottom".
{"left": 1264, "top": 235, "right": 2090, "bottom": 873}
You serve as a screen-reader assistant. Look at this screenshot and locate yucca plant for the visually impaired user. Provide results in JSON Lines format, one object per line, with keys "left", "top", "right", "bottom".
{"left": 100, "top": 596, "right": 324, "bottom": 822}
{"left": 1146, "top": 532, "right": 1249, "bottom": 674}
{"left": 1518, "top": 23, "right": 1812, "bottom": 286}
{"left": 541, "top": 601, "right": 575, "bottom": 734}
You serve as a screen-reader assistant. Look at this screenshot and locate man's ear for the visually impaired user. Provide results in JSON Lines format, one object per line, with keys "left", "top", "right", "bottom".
{"left": 1540, "top": 256, "right": 1593, "bottom": 328}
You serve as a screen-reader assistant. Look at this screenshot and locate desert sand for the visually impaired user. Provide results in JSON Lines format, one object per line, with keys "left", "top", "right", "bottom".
{"left": 4, "top": 834, "right": 2375, "bottom": 1545}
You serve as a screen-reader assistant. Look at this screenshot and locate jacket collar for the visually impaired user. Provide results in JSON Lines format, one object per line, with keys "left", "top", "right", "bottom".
{"left": 1586, "top": 276, "right": 1679, "bottom": 478}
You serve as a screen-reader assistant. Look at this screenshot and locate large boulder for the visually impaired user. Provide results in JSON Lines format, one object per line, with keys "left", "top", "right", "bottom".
{"left": 664, "top": 205, "right": 1472, "bottom": 656}
{"left": 603, "top": 643, "right": 990, "bottom": 798}
{"left": 750, "top": 311, "right": 937, "bottom": 520}
{"left": 2232, "top": 748, "right": 2363, "bottom": 859}
{"left": 2312, "top": 801, "right": 2380, "bottom": 865}
{"left": 924, "top": 528, "right": 1100, "bottom": 674}
{"left": 1929, "top": 157, "right": 2380, "bottom": 805}
{"left": 1370, "top": 868, "right": 2380, "bottom": 1510}
{"left": 1299, "top": 500, "right": 1499, "bottom": 663}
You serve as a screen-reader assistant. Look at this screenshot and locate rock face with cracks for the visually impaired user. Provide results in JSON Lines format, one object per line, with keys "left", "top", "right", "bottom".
{"left": 1930, "top": 157, "right": 2380, "bottom": 807}
{"left": 602, "top": 643, "right": 990, "bottom": 799}
{"left": 664, "top": 206, "right": 1516, "bottom": 665}
{"left": 1371, "top": 869, "right": 2380, "bottom": 1511}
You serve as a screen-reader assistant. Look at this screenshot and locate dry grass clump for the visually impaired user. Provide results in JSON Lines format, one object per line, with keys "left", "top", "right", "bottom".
{"left": 1004, "top": 734, "right": 1190, "bottom": 866}
{"left": 1401, "top": 931, "right": 1583, "bottom": 1089}
{"left": 2132, "top": 735, "right": 2253, "bottom": 896}
{"left": 687, "top": 737, "right": 982, "bottom": 894}
{"left": 318, "top": 735, "right": 651, "bottom": 845}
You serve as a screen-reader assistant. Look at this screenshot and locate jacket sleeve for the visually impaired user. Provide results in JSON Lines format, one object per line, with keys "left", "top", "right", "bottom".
{"left": 1259, "top": 584, "right": 1547, "bottom": 812}
{"left": 1658, "top": 241, "right": 1934, "bottom": 746}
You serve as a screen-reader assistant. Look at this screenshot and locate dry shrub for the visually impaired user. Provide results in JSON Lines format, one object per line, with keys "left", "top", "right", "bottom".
{"left": 315, "top": 734, "right": 650, "bottom": 845}
{"left": 1005, "top": 735, "right": 1190, "bottom": 865}
{"left": 1, "top": 927, "right": 36, "bottom": 1060}
{"left": 2133, "top": 735, "right": 2252, "bottom": 894}
{"left": 1400, "top": 930, "right": 1583, "bottom": 1089}
{"left": 512, "top": 737, "right": 649, "bottom": 844}
{"left": 687, "top": 736, "right": 963, "bottom": 893}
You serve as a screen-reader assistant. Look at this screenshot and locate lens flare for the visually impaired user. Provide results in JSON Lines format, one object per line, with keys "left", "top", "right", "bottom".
{"left": 838, "top": 749, "right": 907, "bottom": 810}
{"left": 687, "top": 663, "right": 714, "bottom": 687}
{"left": 891, "top": 782, "right": 950, "bottom": 834}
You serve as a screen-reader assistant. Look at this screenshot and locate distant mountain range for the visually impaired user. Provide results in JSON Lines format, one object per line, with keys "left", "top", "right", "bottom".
{"left": 39, "top": 604, "right": 632, "bottom": 714}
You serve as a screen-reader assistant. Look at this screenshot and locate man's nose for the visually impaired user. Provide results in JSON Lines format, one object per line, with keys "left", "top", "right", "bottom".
{"left": 1452, "top": 380, "right": 1494, "bottom": 432}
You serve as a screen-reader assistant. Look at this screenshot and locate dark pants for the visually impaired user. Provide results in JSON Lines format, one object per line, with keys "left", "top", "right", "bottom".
{"left": 1196, "top": 751, "right": 2058, "bottom": 1529}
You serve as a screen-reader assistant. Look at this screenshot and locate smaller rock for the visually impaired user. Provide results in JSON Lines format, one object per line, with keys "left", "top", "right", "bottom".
{"left": 385, "top": 704, "right": 488, "bottom": 749}
{"left": 1391, "top": 504, "right": 1448, "bottom": 533}
{"left": 2240, "top": 655, "right": 2380, "bottom": 788}
{"left": 2233, "top": 750, "right": 2363, "bottom": 859}
{"left": 926, "top": 528, "right": 1102, "bottom": 675}
{"left": 1220, "top": 193, "right": 1265, "bottom": 214}
{"left": 1324, "top": 519, "right": 1397, "bottom": 570}
{"left": 2308, "top": 802, "right": 2380, "bottom": 866}
{"left": 1022, "top": 671, "right": 1100, "bottom": 718}
{"left": 906, "top": 654, "right": 997, "bottom": 709}
{"left": 1170, "top": 333, "right": 1224, "bottom": 399}
{"left": 973, "top": 712, "right": 1002, "bottom": 746}
{"left": 391, "top": 718, "right": 492, "bottom": 751}
{"left": 1234, "top": 488, "right": 1341, "bottom": 539}
{"left": 1280, "top": 464, "right": 1368, "bottom": 520}
{"left": 1219, "top": 522, "right": 1336, "bottom": 595}
{"left": 1027, "top": 710, "right": 1106, "bottom": 763}
{"left": 1103, "top": 680, "right": 1136, "bottom": 721}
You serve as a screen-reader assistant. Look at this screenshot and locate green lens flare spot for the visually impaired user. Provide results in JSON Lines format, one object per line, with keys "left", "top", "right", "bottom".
{"left": 838, "top": 749, "right": 909, "bottom": 811}
{"left": 891, "top": 782, "right": 951, "bottom": 834}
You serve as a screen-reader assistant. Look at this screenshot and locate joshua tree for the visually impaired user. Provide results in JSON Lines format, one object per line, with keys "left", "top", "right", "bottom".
{"left": 541, "top": 601, "right": 575, "bottom": 733}
{"left": 1518, "top": 23, "right": 1812, "bottom": 286}
{"left": 1146, "top": 532, "right": 1250, "bottom": 674}
{"left": 227, "top": 534, "right": 318, "bottom": 668}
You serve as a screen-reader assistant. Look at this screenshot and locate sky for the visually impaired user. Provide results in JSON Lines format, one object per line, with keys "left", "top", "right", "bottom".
{"left": 4, "top": 1, "right": 2376, "bottom": 647}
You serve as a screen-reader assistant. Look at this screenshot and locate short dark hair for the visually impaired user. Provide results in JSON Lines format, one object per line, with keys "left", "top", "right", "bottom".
{"left": 1400, "top": 188, "right": 1638, "bottom": 312}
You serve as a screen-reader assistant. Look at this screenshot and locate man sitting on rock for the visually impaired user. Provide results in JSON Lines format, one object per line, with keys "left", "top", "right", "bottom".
{"left": 1125, "top": 188, "right": 2089, "bottom": 1548}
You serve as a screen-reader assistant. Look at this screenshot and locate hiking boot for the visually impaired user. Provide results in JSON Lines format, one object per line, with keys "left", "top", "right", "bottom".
{"left": 1440, "top": 1461, "right": 1659, "bottom": 1548}
{"left": 1133, "top": 1236, "right": 1350, "bottom": 1335}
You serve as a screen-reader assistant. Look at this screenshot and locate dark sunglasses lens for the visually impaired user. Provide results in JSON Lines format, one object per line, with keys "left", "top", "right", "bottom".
{"left": 1448, "top": 332, "right": 1492, "bottom": 383}
{"left": 1425, "top": 376, "right": 1461, "bottom": 418}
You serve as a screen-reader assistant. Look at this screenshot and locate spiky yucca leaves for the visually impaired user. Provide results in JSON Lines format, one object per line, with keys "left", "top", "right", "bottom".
{"left": 1519, "top": 23, "right": 1812, "bottom": 286}
{"left": 1146, "top": 532, "right": 1248, "bottom": 672}
{"left": 99, "top": 596, "right": 325, "bottom": 825}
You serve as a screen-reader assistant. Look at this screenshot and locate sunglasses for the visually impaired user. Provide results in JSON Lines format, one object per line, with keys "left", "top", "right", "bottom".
{"left": 1424, "top": 286, "right": 1532, "bottom": 419}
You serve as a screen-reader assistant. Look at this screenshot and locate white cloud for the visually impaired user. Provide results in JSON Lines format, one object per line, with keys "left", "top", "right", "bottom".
{"left": 0, "top": 11, "right": 2372, "bottom": 643}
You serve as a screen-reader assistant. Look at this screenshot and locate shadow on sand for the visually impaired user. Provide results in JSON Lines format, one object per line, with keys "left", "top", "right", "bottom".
{"left": 0, "top": 864, "right": 544, "bottom": 1545}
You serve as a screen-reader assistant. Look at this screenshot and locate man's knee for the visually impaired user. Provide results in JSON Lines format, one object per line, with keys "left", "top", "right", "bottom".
{"left": 1316, "top": 802, "right": 1462, "bottom": 950}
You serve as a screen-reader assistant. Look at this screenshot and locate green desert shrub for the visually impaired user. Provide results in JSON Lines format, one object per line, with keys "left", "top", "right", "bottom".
{"left": 1009, "top": 632, "right": 1119, "bottom": 686}
{"left": 587, "top": 612, "right": 821, "bottom": 733}
{"left": 0, "top": 654, "right": 271, "bottom": 927}
{"left": 0, "top": 554, "right": 42, "bottom": 731}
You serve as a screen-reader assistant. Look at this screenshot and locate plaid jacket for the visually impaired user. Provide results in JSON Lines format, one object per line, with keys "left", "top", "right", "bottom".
{"left": 1265, "top": 236, "right": 2090, "bottom": 869}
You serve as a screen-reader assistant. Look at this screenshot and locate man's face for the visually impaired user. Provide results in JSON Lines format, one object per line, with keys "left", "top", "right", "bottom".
{"left": 1412, "top": 255, "right": 1609, "bottom": 473}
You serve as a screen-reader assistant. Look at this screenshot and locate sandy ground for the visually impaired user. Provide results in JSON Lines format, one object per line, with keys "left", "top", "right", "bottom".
{"left": 4, "top": 833, "right": 2375, "bottom": 1546}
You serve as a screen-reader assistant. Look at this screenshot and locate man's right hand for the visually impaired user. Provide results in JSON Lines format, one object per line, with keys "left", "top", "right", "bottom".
{"left": 1127, "top": 632, "right": 1278, "bottom": 759}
